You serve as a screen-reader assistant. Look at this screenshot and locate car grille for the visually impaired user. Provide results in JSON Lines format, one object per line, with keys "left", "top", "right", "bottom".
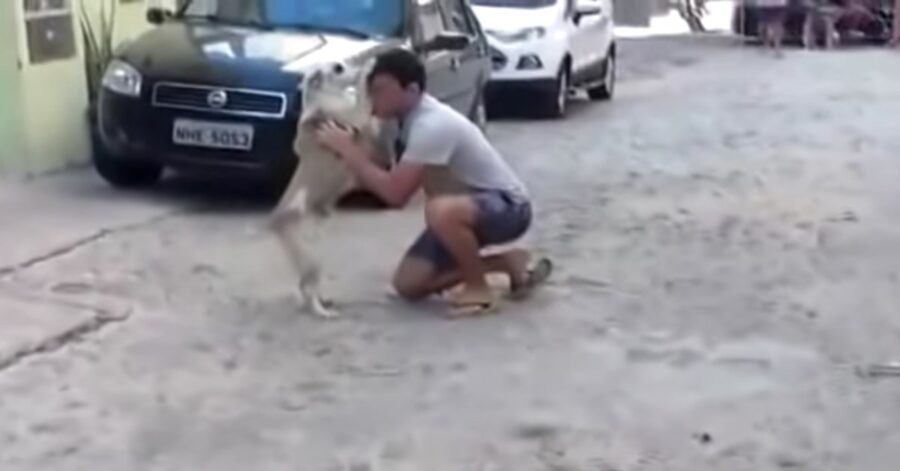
{"left": 489, "top": 46, "right": 507, "bottom": 71}
{"left": 152, "top": 82, "right": 287, "bottom": 119}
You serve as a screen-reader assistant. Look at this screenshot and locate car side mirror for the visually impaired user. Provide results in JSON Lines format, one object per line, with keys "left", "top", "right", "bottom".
{"left": 574, "top": 1, "right": 602, "bottom": 24}
{"left": 417, "top": 32, "right": 471, "bottom": 53}
{"left": 146, "top": 7, "right": 172, "bottom": 25}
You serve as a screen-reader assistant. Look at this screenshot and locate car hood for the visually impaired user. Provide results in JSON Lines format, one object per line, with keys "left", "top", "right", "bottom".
{"left": 117, "top": 21, "right": 390, "bottom": 89}
{"left": 471, "top": 5, "right": 557, "bottom": 32}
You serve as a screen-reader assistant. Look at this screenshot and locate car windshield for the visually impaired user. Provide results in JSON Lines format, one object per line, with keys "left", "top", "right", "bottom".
{"left": 177, "top": 0, "right": 405, "bottom": 38}
{"left": 470, "top": 0, "right": 556, "bottom": 7}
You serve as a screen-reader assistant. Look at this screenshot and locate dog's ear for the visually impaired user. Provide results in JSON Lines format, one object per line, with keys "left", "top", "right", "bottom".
{"left": 355, "top": 58, "right": 375, "bottom": 109}
{"left": 302, "top": 68, "right": 327, "bottom": 114}
{"left": 305, "top": 69, "right": 325, "bottom": 93}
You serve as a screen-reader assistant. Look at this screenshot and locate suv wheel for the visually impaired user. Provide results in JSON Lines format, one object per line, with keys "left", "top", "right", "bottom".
{"left": 93, "top": 150, "right": 163, "bottom": 188}
{"left": 588, "top": 49, "right": 615, "bottom": 101}
{"left": 540, "top": 64, "right": 569, "bottom": 119}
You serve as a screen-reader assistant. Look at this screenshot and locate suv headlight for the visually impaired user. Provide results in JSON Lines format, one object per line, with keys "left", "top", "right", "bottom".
{"left": 102, "top": 60, "right": 142, "bottom": 97}
{"left": 486, "top": 27, "right": 546, "bottom": 43}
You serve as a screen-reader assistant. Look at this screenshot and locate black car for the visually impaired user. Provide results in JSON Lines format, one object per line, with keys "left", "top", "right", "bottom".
{"left": 95, "top": 0, "right": 491, "bottom": 189}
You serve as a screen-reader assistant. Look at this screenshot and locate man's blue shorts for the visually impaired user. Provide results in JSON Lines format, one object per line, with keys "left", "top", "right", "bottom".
{"left": 405, "top": 189, "right": 532, "bottom": 273}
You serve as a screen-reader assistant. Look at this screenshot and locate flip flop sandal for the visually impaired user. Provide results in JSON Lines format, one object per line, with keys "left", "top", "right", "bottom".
{"left": 446, "top": 293, "right": 500, "bottom": 318}
{"left": 509, "top": 257, "right": 554, "bottom": 301}
{"left": 448, "top": 301, "right": 499, "bottom": 318}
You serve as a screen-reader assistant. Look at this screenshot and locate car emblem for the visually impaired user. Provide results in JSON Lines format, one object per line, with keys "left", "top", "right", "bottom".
{"left": 207, "top": 90, "right": 228, "bottom": 109}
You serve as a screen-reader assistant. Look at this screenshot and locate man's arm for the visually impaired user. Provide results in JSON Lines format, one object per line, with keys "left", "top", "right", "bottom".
{"left": 315, "top": 121, "right": 425, "bottom": 208}
{"left": 340, "top": 142, "right": 425, "bottom": 208}
{"left": 318, "top": 116, "right": 455, "bottom": 208}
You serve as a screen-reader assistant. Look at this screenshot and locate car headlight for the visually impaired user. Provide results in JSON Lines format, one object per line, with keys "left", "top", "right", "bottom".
{"left": 486, "top": 27, "right": 546, "bottom": 43}
{"left": 102, "top": 60, "right": 142, "bottom": 97}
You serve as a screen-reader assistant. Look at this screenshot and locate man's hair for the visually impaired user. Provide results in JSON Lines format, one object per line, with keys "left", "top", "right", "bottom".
{"left": 367, "top": 48, "right": 426, "bottom": 91}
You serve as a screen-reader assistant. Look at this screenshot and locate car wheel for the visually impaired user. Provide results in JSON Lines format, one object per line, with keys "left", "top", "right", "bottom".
{"left": 540, "top": 64, "right": 569, "bottom": 119}
{"left": 861, "top": 19, "right": 889, "bottom": 44}
{"left": 588, "top": 49, "right": 615, "bottom": 101}
{"left": 93, "top": 150, "right": 163, "bottom": 188}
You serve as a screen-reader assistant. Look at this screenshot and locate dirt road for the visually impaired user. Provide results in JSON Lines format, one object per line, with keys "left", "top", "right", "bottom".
{"left": 2, "top": 36, "right": 900, "bottom": 470}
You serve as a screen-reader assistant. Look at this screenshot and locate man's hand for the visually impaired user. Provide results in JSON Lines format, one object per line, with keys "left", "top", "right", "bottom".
{"left": 315, "top": 121, "right": 357, "bottom": 159}
{"left": 313, "top": 119, "right": 425, "bottom": 208}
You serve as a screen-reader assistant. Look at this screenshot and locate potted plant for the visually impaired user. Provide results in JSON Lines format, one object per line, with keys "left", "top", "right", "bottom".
{"left": 78, "top": 0, "right": 116, "bottom": 156}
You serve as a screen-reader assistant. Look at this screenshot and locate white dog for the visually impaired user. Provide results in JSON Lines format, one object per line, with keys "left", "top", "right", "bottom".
{"left": 270, "top": 60, "right": 396, "bottom": 318}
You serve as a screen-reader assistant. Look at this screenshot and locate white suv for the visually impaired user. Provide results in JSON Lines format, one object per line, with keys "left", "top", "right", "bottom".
{"left": 471, "top": 0, "right": 615, "bottom": 118}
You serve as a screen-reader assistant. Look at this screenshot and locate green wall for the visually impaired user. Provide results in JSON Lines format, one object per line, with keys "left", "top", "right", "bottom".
{"left": 0, "top": 0, "right": 153, "bottom": 176}
{"left": 0, "top": 0, "right": 24, "bottom": 175}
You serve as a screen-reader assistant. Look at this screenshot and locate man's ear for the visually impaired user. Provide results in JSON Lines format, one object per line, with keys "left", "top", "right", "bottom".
{"left": 405, "top": 82, "right": 422, "bottom": 97}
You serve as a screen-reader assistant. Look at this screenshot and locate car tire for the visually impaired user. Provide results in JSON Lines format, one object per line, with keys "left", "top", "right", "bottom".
{"left": 93, "top": 150, "right": 163, "bottom": 188}
{"left": 539, "top": 64, "right": 569, "bottom": 119}
{"left": 588, "top": 48, "right": 615, "bottom": 101}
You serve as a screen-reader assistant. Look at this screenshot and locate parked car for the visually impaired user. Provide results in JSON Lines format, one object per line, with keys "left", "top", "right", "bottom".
{"left": 95, "top": 0, "right": 491, "bottom": 190}
{"left": 471, "top": 0, "right": 616, "bottom": 118}
{"left": 732, "top": 0, "right": 894, "bottom": 44}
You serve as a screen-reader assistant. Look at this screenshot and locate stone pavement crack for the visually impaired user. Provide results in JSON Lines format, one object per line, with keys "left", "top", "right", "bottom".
{"left": 0, "top": 231, "right": 111, "bottom": 278}
{"left": 0, "top": 295, "right": 131, "bottom": 374}
{"left": 0, "top": 314, "right": 123, "bottom": 373}
{"left": 0, "top": 208, "right": 195, "bottom": 280}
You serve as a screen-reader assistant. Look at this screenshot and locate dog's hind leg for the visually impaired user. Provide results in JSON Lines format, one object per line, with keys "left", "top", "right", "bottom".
{"left": 273, "top": 220, "right": 338, "bottom": 318}
{"left": 270, "top": 156, "right": 308, "bottom": 229}
{"left": 271, "top": 188, "right": 339, "bottom": 318}
{"left": 300, "top": 272, "right": 337, "bottom": 319}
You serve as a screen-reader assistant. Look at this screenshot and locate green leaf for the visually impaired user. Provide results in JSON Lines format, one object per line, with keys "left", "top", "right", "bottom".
{"left": 78, "top": 0, "right": 119, "bottom": 104}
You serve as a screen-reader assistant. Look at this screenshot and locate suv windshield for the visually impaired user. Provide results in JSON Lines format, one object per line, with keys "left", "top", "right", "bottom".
{"left": 470, "top": 0, "right": 556, "bottom": 7}
{"left": 177, "top": 0, "right": 405, "bottom": 38}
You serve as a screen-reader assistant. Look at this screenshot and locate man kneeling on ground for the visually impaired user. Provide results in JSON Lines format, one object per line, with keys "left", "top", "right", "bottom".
{"left": 315, "top": 48, "right": 551, "bottom": 316}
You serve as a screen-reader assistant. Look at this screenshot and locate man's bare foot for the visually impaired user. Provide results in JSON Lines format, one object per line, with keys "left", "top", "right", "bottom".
{"left": 503, "top": 248, "right": 532, "bottom": 290}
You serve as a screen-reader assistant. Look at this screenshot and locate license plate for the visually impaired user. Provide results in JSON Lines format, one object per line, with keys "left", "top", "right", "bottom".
{"left": 172, "top": 119, "right": 254, "bottom": 151}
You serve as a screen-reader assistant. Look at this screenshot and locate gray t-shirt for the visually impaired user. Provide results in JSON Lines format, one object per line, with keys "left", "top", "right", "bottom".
{"left": 397, "top": 94, "right": 528, "bottom": 198}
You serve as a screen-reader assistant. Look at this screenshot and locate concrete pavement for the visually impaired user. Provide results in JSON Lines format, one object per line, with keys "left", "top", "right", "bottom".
{"left": 4, "top": 35, "right": 900, "bottom": 470}
{"left": 0, "top": 172, "right": 187, "bottom": 275}
{"left": 0, "top": 171, "right": 166, "bottom": 379}
{"left": 0, "top": 169, "right": 272, "bottom": 383}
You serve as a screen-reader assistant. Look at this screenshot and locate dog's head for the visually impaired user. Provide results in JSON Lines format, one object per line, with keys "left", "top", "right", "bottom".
{"left": 299, "top": 60, "right": 374, "bottom": 132}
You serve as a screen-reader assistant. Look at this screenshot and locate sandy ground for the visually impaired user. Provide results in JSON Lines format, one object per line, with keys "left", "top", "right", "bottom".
{"left": 3, "top": 34, "right": 900, "bottom": 470}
